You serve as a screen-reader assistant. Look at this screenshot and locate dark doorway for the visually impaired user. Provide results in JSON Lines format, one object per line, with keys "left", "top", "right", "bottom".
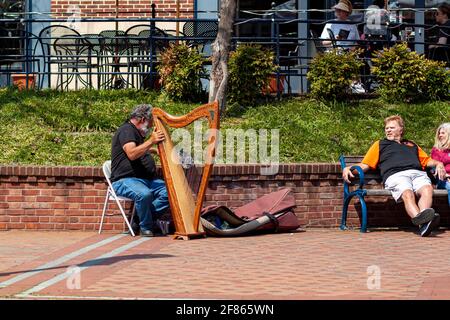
{"left": 0, "top": 1, "right": 26, "bottom": 65}
{"left": 235, "top": 0, "right": 299, "bottom": 67}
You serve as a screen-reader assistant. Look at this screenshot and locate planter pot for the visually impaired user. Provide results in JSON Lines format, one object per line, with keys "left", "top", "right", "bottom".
{"left": 262, "top": 74, "right": 285, "bottom": 95}
{"left": 11, "top": 73, "right": 36, "bottom": 90}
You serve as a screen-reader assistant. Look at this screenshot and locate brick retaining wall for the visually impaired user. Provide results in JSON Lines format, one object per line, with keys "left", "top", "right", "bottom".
{"left": 0, "top": 164, "right": 448, "bottom": 232}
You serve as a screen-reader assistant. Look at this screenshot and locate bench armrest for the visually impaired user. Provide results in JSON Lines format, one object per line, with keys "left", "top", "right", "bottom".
{"left": 349, "top": 165, "right": 366, "bottom": 188}
{"left": 339, "top": 155, "right": 367, "bottom": 196}
{"left": 341, "top": 165, "right": 367, "bottom": 197}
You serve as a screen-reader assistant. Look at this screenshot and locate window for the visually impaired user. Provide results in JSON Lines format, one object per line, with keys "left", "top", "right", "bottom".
{"left": 0, "top": 0, "right": 26, "bottom": 64}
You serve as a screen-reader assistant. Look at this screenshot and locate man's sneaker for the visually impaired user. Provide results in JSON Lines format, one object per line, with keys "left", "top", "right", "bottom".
{"left": 140, "top": 229, "right": 155, "bottom": 237}
{"left": 419, "top": 213, "right": 440, "bottom": 237}
{"left": 351, "top": 82, "right": 366, "bottom": 94}
{"left": 412, "top": 208, "right": 435, "bottom": 226}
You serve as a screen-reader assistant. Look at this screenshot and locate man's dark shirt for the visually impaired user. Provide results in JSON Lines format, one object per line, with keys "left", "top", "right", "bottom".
{"left": 439, "top": 20, "right": 450, "bottom": 44}
{"left": 430, "top": 20, "right": 450, "bottom": 62}
{"left": 378, "top": 139, "right": 423, "bottom": 183}
{"left": 362, "top": 139, "right": 430, "bottom": 184}
{"left": 110, "top": 121, "right": 156, "bottom": 182}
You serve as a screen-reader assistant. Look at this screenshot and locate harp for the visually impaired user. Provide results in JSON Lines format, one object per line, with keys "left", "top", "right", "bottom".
{"left": 152, "top": 101, "right": 220, "bottom": 240}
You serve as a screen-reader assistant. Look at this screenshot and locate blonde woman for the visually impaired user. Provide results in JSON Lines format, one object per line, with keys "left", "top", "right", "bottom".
{"left": 431, "top": 123, "right": 450, "bottom": 206}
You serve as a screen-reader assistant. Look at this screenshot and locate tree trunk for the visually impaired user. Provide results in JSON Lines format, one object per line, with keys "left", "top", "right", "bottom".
{"left": 208, "top": 0, "right": 236, "bottom": 115}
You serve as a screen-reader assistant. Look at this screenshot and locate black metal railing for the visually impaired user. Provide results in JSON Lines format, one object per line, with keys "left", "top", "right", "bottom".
{"left": 0, "top": 8, "right": 448, "bottom": 95}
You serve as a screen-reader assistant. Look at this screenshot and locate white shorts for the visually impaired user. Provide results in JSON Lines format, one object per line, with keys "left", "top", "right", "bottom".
{"left": 384, "top": 169, "right": 432, "bottom": 202}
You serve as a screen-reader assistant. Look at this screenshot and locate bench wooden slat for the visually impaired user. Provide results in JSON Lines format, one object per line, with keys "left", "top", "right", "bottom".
{"left": 343, "top": 156, "right": 364, "bottom": 166}
{"left": 433, "top": 190, "right": 449, "bottom": 196}
{"left": 365, "top": 189, "right": 448, "bottom": 196}
{"left": 366, "top": 189, "right": 391, "bottom": 196}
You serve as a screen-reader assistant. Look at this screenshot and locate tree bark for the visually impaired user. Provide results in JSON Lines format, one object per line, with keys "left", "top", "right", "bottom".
{"left": 208, "top": 0, "right": 236, "bottom": 115}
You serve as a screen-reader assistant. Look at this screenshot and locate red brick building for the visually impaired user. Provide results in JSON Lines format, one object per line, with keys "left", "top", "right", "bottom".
{"left": 50, "top": 0, "right": 195, "bottom": 18}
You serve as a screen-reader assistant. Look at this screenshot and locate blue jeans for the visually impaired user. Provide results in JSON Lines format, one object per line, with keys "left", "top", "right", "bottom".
{"left": 112, "top": 178, "right": 169, "bottom": 231}
{"left": 436, "top": 179, "right": 450, "bottom": 206}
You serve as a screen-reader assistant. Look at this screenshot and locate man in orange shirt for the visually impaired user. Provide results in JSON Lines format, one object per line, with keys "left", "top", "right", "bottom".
{"left": 342, "top": 115, "right": 446, "bottom": 237}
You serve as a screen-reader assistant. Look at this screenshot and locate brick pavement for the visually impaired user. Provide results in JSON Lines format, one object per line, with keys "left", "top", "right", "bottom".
{"left": 1, "top": 229, "right": 450, "bottom": 300}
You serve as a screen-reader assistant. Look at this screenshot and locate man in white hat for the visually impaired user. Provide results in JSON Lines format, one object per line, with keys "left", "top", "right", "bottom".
{"left": 320, "top": 0, "right": 361, "bottom": 49}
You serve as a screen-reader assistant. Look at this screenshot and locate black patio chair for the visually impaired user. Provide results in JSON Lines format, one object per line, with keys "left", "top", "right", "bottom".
{"left": 81, "top": 34, "right": 103, "bottom": 89}
{"left": 285, "top": 44, "right": 309, "bottom": 94}
{"left": 310, "top": 29, "right": 329, "bottom": 54}
{"left": 124, "top": 26, "right": 169, "bottom": 89}
{"left": 98, "top": 30, "right": 131, "bottom": 89}
{"left": 326, "top": 28, "right": 339, "bottom": 49}
{"left": 428, "top": 45, "right": 450, "bottom": 67}
{"left": 38, "top": 25, "right": 93, "bottom": 90}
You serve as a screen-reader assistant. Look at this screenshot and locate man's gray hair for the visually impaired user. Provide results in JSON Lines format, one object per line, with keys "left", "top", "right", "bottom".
{"left": 130, "top": 104, "right": 153, "bottom": 120}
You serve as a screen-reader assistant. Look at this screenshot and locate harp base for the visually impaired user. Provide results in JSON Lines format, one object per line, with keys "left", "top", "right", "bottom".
{"left": 173, "top": 231, "right": 206, "bottom": 240}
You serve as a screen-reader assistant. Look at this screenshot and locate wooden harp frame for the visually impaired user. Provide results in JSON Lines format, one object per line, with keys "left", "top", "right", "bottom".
{"left": 152, "top": 101, "right": 220, "bottom": 240}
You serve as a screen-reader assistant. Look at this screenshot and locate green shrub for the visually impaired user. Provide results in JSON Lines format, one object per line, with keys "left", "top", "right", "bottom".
{"left": 307, "top": 48, "right": 364, "bottom": 101}
{"left": 157, "top": 43, "right": 206, "bottom": 101}
{"left": 227, "top": 44, "right": 277, "bottom": 108}
{"left": 371, "top": 43, "right": 450, "bottom": 102}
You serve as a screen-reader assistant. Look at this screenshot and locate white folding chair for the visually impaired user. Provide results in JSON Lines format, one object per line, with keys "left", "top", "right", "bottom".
{"left": 99, "top": 160, "right": 136, "bottom": 236}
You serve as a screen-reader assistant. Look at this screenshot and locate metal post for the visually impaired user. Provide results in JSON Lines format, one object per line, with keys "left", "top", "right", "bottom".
{"left": 415, "top": 0, "right": 425, "bottom": 54}
{"left": 270, "top": 2, "right": 281, "bottom": 100}
{"left": 276, "top": 19, "right": 281, "bottom": 100}
{"left": 115, "top": 0, "right": 119, "bottom": 34}
{"left": 176, "top": 0, "right": 180, "bottom": 37}
{"left": 26, "top": 0, "right": 32, "bottom": 89}
{"left": 150, "top": 3, "right": 156, "bottom": 88}
{"left": 298, "top": 0, "right": 308, "bottom": 94}
{"left": 271, "top": 2, "right": 276, "bottom": 41}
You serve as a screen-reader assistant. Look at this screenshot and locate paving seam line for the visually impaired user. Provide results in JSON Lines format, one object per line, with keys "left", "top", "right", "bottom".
{"left": 0, "top": 234, "right": 126, "bottom": 288}
{"left": 13, "top": 294, "right": 221, "bottom": 300}
{"left": 16, "top": 237, "right": 150, "bottom": 297}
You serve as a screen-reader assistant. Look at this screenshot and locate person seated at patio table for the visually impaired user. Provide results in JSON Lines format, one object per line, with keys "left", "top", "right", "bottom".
{"left": 320, "top": 0, "right": 361, "bottom": 50}
{"left": 428, "top": 3, "right": 450, "bottom": 65}
{"left": 342, "top": 115, "right": 446, "bottom": 237}
{"left": 431, "top": 123, "right": 450, "bottom": 206}
{"left": 110, "top": 104, "right": 169, "bottom": 237}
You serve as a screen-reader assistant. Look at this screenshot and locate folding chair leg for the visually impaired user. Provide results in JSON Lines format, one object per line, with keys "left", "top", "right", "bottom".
{"left": 115, "top": 197, "right": 135, "bottom": 237}
{"left": 129, "top": 203, "right": 136, "bottom": 232}
{"left": 99, "top": 193, "right": 109, "bottom": 234}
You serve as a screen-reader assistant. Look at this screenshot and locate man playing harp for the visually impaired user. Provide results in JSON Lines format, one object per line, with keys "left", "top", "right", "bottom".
{"left": 110, "top": 104, "right": 169, "bottom": 237}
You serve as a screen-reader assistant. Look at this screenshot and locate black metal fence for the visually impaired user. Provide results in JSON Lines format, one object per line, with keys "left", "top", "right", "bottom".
{"left": 0, "top": 9, "right": 449, "bottom": 95}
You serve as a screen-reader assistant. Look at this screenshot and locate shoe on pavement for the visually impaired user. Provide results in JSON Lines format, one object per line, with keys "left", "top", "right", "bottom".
{"left": 140, "top": 229, "right": 155, "bottom": 237}
{"left": 412, "top": 208, "right": 435, "bottom": 226}
{"left": 419, "top": 213, "right": 440, "bottom": 237}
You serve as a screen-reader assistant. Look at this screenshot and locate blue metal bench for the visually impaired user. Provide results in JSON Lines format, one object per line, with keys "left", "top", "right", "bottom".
{"left": 339, "top": 155, "right": 448, "bottom": 233}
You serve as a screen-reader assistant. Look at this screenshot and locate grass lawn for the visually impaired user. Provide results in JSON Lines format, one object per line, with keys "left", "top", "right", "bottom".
{"left": 0, "top": 88, "right": 448, "bottom": 166}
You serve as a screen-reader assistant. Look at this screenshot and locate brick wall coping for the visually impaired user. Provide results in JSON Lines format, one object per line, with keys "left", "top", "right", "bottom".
{"left": 0, "top": 163, "right": 341, "bottom": 178}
